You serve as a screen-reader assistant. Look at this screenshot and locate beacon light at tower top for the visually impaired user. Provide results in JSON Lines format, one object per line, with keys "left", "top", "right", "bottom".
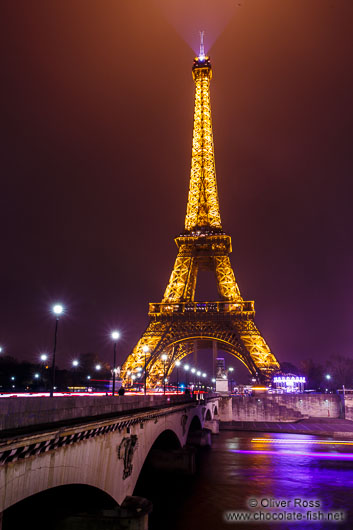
{"left": 198, "top": 30, "right": 206, "bottom": 62}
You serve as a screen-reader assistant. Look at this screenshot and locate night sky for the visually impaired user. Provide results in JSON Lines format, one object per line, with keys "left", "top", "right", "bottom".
{"left": 1, "top": 0, "right": 353, "bottom": 372}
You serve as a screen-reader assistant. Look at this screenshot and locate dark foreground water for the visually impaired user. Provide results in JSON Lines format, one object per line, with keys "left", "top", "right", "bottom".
{"left": 140, "top": 431, "right": 353, "bottom": 530}
{"left": 5, "top": 431, "right": 353, "bottom": 529}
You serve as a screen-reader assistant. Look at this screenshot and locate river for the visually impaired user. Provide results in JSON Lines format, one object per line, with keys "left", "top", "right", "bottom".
{"left": 143, "top": 430, "right": 353, "bottom": 530}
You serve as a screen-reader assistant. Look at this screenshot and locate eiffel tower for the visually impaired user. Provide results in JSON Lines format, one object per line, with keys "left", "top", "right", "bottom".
{"left": 121, "top": 42, "right": 280, "bottom": 387}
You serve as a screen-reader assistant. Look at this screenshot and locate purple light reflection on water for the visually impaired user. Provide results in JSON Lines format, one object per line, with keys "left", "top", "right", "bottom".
{"left": 231, "top": 449, "right": 353, "bottom": 460}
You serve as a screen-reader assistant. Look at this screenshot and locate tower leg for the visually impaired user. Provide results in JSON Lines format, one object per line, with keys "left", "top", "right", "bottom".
{"left": 213, "top": 341, "right": 218, "bottom": 378}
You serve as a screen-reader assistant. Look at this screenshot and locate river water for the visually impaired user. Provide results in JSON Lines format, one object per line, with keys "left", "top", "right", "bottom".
{"left": 145, "top": 430, "right": 353, "bottom": 530}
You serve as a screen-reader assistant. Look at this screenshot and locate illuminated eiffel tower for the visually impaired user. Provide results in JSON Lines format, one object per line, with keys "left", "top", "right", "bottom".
{"left": 121, "top": 40, "right": 280, "bottom": 386}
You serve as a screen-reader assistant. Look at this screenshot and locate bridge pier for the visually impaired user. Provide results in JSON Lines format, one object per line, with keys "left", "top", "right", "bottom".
{"left": 187, "top": 428, "right": 212, "bottom": 447}
{"left": 60, "top": 496, "right": 152, "bottom": 530}
{"left": 147, "top": 447, "right": 196, "bottom": 475}
{"left": 204, "top": 419, "right": 219, "bottom": 434}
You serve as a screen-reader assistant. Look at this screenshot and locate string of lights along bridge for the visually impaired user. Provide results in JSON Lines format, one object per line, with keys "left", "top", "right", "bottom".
{"left": 121, "top": 40, "right": 280, "bottom": 388}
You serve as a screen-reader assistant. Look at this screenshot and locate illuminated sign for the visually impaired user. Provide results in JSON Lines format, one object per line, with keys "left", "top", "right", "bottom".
{"left": 273, "top": 376, "right": 306, "bottom": 384}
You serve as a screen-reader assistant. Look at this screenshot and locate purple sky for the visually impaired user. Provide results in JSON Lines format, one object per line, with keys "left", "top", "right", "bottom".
{"left": 1, "top": 0, "right": 353, "bottom": 373}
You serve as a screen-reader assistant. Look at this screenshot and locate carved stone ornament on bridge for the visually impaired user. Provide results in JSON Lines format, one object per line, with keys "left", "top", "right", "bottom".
{"left": 117, "top": 435, "right": 138, "bottom": 480}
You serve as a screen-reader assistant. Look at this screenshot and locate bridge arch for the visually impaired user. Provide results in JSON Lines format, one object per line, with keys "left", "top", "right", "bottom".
{"left": 186, "top": 414, "right": 202, "bottom": 439}
{"left": 142, "top": 335, "right": 259, "bottom": 387}
{"left": 167, "top": 336, "right": 257, "bottom": 372}
{"left": 3, "top": 483, "right": 117, "bottom": 529}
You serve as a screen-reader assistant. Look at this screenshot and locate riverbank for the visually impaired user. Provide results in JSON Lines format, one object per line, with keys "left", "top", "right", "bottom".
{"left": 220, "top": 418, "right": 353, "bottom": 437}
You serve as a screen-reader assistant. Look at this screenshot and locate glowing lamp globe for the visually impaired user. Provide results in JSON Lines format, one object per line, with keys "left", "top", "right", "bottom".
{"left": 111, "top": 331, "right": 120, "bottom": 341}
{"left": 52, "top": 304, "right": 63, "bottom": 315}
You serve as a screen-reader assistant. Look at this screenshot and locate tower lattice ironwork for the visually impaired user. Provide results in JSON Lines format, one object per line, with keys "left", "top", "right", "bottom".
{"left": 121, "top": 49, "right": 280, "bottom": 387}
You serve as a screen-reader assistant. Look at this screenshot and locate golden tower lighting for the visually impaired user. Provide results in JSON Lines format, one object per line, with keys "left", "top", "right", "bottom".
{"left": 121, "top": 43, "right": 280, "bottom": 388}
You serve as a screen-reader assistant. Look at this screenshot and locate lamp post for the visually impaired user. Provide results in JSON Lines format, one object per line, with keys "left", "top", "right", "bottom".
{"left": 175, "top": 360, "right": 181, "bottom": 394}
{"left": 197, "top": 370, "right": 201, "bottom": 388}
{"left": 191, "top": 367, "right": 196, "bottom": 389}
{"left": 40, "top": 354, "right": 48, "bottom": 390}
{"left": 111, "top": 331, "right": 120, "bottom": 396}
{"left": 72, "top": 359, "right": 79, "bottom": 389}
{"left": 143, "top": 346, "right": 149, "bottom": 396}
{"left": 50, "top": 304, "right": 64, "bottom": 397}
{"left": 184, "top": 364, "right": 190, "bottom": 391}
{"left": 161, "top": 354, "right": 168, "bottom": 395}
{"left": 33, "top": 372, "right": 40, "bottom": 392}
{"left": 228, "top": 366, "right": 234, "bottom": 393}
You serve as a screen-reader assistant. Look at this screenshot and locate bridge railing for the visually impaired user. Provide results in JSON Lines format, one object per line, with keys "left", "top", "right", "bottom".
{"left": 0, "top": 394, "right": 199, "bottom": 437}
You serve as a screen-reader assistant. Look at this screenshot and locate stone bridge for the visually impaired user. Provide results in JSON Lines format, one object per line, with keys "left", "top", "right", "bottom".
{"left": 0, "top": 394, "right": 219, "bottom": 528}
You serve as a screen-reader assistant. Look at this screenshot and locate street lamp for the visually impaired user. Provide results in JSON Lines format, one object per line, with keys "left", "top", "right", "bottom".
{"left": 175, "top": 360, "right": 181, "bottom": 394}
{"left": 326, "top": 374, "right": 331, "bottom": 380}
{"left": 143, "top": 346, "right": 149, "bottom": 395}
{"left": 196, "top": 370, "right": 201, "bottom": 388}
{"left": 72, "top": 359, "right": 79, "bottom": 389}
{"left": 228, "top": 367, "right": 234, "bottom": 393}
{"left": 50, "top": 304, "right": 64, "bottom": 397}
{"left": 161, "top": 354, "right": 168, "bottom": 395}
{"left": 191, "top": 367, "right": 196, "bottom": 388}
{"left": 111, "top": 330, "right": 120, "bottom": 396}
{"left": 40, "top": 354, "right": 48, "bottom": 390}
{"left": 95, "top": 364, "right": 101, "bottom": 371}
